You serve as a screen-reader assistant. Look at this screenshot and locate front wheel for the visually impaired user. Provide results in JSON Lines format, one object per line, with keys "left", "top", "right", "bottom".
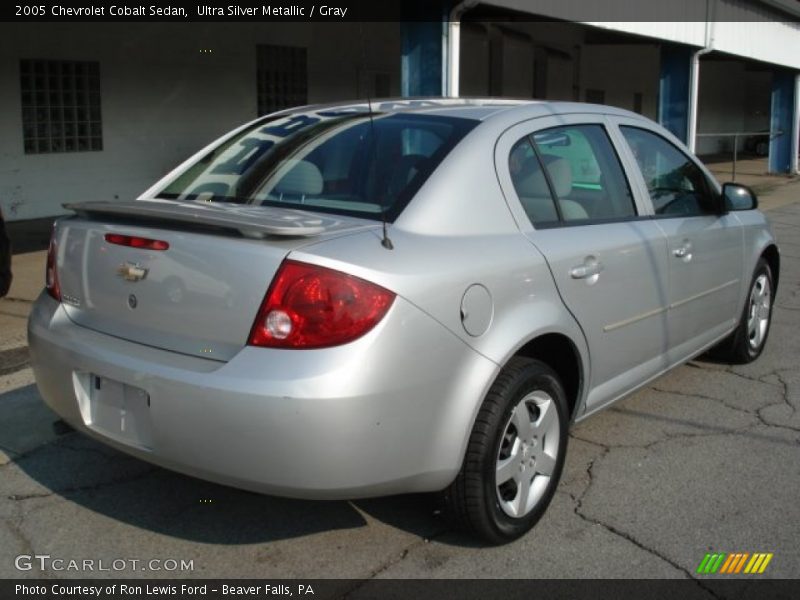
{"left": 715, "top": 258, "right": 774, "bottom": 364}
{"left": 442, "top": 357, "right": 569, "bottom": 544}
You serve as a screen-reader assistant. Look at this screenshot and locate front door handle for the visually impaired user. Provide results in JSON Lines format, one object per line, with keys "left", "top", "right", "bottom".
{"left": 673, "top": 241, "right": 693, "bottom": 261}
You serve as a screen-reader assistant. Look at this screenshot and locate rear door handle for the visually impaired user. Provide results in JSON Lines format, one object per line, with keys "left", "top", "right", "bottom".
{"left": 570, "top": 257, "right": 604, "bottom": 280}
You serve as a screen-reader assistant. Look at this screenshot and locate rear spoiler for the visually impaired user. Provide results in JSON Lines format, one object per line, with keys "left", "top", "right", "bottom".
{"left": 63, "top": 200, "right": 327, "bottom": 238}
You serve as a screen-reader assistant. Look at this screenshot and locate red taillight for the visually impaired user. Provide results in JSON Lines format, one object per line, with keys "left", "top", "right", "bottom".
{"left": 104, "top": 233, "right": 169, "bottom": 251}
{"left": 46, "top": 228, "right": 61, "bottom": 301}
{"left": 248, "top": 260, "right": 396, "bottom": 349}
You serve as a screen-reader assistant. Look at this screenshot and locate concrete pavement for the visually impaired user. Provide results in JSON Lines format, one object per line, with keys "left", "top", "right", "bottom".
{"left": 1, "top": 181, "right": 799, "bottom": 584}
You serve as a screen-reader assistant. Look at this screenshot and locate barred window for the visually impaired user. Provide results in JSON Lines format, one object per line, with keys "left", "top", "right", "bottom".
{"left": 256, "top": 45, "right": 307, "bottom": 116}
{"left": 20, "top": 59, "right": 102, "bottom": 154}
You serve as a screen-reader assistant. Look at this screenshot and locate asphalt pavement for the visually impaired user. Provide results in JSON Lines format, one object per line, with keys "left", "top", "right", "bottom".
{"left": 1, "top": 179, "right": 799, "bottom": 587}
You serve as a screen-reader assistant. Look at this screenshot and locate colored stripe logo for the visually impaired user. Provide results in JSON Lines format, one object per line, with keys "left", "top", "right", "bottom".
{"left": 697, "top": 552, "right": 773, "bottom": 574}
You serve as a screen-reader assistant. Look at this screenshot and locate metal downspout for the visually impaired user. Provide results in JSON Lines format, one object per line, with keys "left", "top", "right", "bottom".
{"left": 446, "top": 0, "right": 477, "bottom": 97}
{"left": 687, "top": 1, "right": 716, "bottom": 153}
{"left": 793, "top": 74, "right": 800, "bottom": 175}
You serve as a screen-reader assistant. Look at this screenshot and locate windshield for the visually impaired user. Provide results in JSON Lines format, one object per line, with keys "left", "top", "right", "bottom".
{"left": 156, "top": 110, "right": 477, "bottom": 221}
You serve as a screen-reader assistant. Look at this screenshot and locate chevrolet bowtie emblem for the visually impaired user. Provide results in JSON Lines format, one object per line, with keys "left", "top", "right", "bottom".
{"left": 117, "top": 262, "right": 148, "bottom": 282}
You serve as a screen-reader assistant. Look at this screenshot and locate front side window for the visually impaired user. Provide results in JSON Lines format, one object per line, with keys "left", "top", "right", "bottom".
{"left": 509, "top": 124, "right": 636, "bottom": 226}
{"left": 620, "top": 126, "right": 717, "bottom": 216}
{"left": 157, "top": 110, "right": 476, "bottom": 221}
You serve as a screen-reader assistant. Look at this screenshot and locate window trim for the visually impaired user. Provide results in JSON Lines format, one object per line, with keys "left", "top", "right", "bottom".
{"left": 154, "top": 111, "right": 478, "bottom": 223}
{"left": 616, "top": 123, "right": 723, "bottom": 219}
{"left": 524, "top": 135, "right": 565, "bottom": 222}
{"left": 531, "top": 214, "right": 653, "bottom": 230}
{"left": 508, "top": 121, "right": 639, "bottom": 229}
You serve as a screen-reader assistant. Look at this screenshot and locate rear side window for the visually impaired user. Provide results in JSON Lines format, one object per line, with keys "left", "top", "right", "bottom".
{"left": 619, "top": 126, "right": 717, "bottom": 216}
{"left": 157, "top": 112, "right": 476, "bottom": 221}
{"left": 509, "top": 124, "right": 636, "bottom": 226}
{"left": 508, "top": 137, "right": 559, "bottom": 225}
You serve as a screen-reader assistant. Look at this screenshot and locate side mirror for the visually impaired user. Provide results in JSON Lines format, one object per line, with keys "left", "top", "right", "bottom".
{"left": 722, "top": 182, "right": 758, "bottom": 211}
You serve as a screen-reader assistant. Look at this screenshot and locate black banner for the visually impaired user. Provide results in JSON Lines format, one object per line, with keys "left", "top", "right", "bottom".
{"left": 4, "top": 0, "right": 799, "bottom": 23}
{"left": 5, "top": 1, "right": 434, "bottom": 23}
{"left": 3, "top": 579, "right": 800, "bottom": 600}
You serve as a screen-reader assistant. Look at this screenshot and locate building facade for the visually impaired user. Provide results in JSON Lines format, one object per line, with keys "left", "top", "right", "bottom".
{"left": 1, "top": 1, "right": 798, "bottom": 222}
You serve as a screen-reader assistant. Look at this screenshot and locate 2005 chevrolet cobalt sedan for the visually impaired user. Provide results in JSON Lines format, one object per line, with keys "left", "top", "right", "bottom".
{"left": 29, "top": 99, "right": 779, "bottom": 543}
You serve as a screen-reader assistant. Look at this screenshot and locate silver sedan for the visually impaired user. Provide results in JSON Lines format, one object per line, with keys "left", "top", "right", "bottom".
{"left": 29, "top": 99, "right": 778, "bottom": 543}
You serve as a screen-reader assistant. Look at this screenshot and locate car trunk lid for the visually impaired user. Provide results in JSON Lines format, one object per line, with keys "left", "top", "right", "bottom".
{"left": 55, "top": 200, "right": 375, "bottom": 361}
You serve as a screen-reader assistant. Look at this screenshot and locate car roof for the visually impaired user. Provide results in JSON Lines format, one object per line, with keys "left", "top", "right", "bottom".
{"left": 276, "top": 97, "right": 646, "bottom": 124}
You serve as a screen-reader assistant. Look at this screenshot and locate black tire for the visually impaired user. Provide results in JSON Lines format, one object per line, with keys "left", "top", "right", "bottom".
{"left": 715, "top": 258, "right": 774, "bottom": 364}
{"left": 442, "top": 357, "right": 569, "bottom": 544}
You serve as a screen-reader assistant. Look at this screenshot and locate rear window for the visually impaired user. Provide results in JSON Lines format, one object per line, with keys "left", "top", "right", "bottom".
{"left": 156, "top": 111, "right": 476, "bottom": 221}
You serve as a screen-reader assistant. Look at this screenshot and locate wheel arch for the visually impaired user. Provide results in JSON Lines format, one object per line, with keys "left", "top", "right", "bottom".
{"left": 761, "top": 244, "right": 780, "bottom": 295}
{"left": 513, "top": 332, "right": 585, "bottom": 421}
{"left": 442, "top": 333, "right": 584, "bottom": 542}
{"left": 452, "top": 328, "right": 587, "bottom": 480}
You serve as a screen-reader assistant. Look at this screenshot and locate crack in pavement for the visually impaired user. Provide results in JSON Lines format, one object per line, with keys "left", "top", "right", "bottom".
{"left": 656, "top": 383, "right": 800, "bottom": 436}
{"left": 569, "top": 445, "right": 722, "bottom": 599}
{"left": 706, "top": 366, "right": 800, "bottom": 433}
{"left": 0, "top": 346, "right": 30, "bottom": 376}
{"left": 573, "top": 379, "right": 766, "bottom": 448}
{"left": 568, "top": 433, "right": 610, "bottom": 450}
{"left": 0, "top": 430, "right": 128, "bottom": 467}
{"left": 572, "top": 420, "right": 760, "bottom": 453}
{"left": 755, "top": 370, "right": 800, "bottom": 434}
{"left": 0, "top": 297, "right": 34, "bottom": 305}
{"left": 648, "top": 385, "right": 760, "bottom": 416}
{"left": 638, "top": 425, "right": 765, "bottom": 451}
{"left": 771, "top": 371, "right": 796, "bottom": 413}
{"left": 684, "top": 362, "right": 707, "bottom": 370}
{"left": 0, "top": 433, "right": 64, "bottom": 468}
{"left": 563, "top": 362, "right": 799, "bottom": 588}
{"left": 6, "top": 466, "right": 159, "bottom": 502}
{"left": 4, "top": 518, "right": 52, "bottom": 579}
{"left": 718, "top": 367, "right": 784, "bottom": 388}
{"left": 338, "top": 527, "right": 450, "bottom": 597}
{"left": 580, "top": 381, "right": 799, "bottom": 451}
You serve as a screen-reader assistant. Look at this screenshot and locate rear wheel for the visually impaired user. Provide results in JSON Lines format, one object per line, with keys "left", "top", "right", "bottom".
{"left": 715, "top": 258, "right": 774, "bottom": 364}
{"left": 443, "top": 357, "right": 568, "bottom": 544}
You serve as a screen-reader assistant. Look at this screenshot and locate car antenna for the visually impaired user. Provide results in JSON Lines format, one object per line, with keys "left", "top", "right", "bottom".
{"left": 359, "top": 22, "right": 393, "bottom": 250}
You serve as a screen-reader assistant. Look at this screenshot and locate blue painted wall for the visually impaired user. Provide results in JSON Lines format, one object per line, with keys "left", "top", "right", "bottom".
{"left": 768, "top": 70, "right": 797, "bottom": 174}
{"left": 658, "top": 46, "right": 692, "bottom": 144}
{"left": 401, "top": 21, "right": 445, "bottom": 97}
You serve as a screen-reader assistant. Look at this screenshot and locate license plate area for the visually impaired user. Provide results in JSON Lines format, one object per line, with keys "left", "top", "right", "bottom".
{"left": 73, "top": 372, "right": 154, "bottom": 450}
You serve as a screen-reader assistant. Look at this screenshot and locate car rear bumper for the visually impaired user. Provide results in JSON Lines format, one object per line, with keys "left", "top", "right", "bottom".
{"left": 28, "top": 292, "right": 497, "bottom": 499}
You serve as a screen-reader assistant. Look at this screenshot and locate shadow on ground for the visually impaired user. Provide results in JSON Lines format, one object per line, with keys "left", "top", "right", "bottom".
{"left": 1, "top": 383, "right": 452, "bottom": 546}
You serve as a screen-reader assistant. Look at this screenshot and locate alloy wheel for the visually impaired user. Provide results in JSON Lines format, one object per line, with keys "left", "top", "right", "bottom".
{"left": 495, "top": 390, "right": 561, "bottom": 518}
{"left": 747, "top": 273, "right": 771, "bottom": 351}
